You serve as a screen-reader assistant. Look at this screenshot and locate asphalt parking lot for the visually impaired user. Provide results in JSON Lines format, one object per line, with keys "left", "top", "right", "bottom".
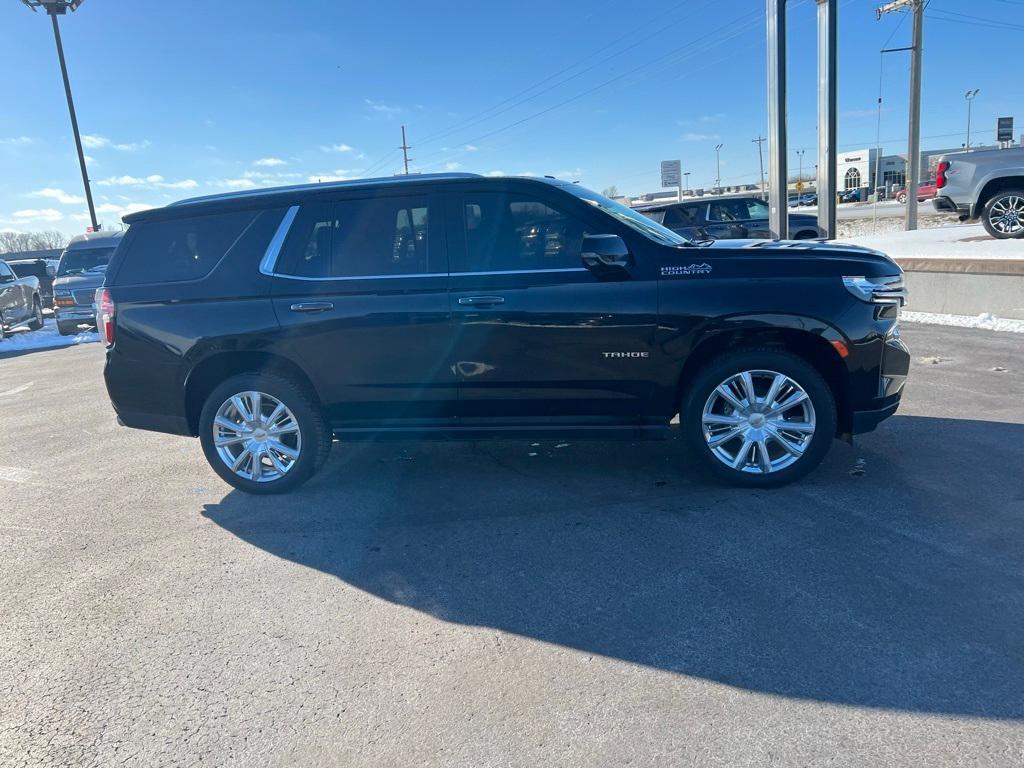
{"left": 1, "top": 323, "right": 1022, "bottom": 767}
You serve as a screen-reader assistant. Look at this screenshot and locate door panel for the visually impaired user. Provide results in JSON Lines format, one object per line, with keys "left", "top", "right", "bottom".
{"left": 448, "top": 188, "right": 658, "bottom": 423}
{"left": 270, "top": 193, "right": 456, "bottom": 424}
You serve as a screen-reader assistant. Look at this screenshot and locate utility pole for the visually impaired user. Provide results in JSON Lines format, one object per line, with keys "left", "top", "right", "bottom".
{"left": 399, "top": 125, "right": 412, "bottom": 175}
{"left": 766, "top": 0, "right": 788, "bottom": 239}
{"left": 796, "top": 149, "right": 805, "bottom": 184}
{"left": 714, "top": 143, "right": 724, "bottom": 191}
{"left": 877, "top": 0, "right": 924, "bottom": 231}
{"left": 752, "top": 136, "right": 767, "bottom": 200}
{"left": 21, "top": 0, "right": 98, "bottom": 232}
{"left": 965, "top": 89, "right": 980, "bottom": 151}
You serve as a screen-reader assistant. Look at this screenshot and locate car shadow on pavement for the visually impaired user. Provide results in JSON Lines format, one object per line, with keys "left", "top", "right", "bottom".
{"left": 202, "top": 415, "right": 1024, "bottom": 719}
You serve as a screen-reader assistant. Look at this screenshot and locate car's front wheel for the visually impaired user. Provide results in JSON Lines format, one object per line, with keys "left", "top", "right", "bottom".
{"left": 982, "top": 189, "right": 1024, "bottom": 239}
{"left": 27, "top": 298, "right": 43, "bottom": 331}
{"left": 198, "top": 372, "right": 331, "bottom": 494}
{"left": 682, "top": 349, "right": 837, "bottom": 487}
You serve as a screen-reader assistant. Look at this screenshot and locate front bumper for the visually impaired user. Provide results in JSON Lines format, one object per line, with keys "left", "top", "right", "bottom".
{"left": 851, "top": 329, "right": 909, "bottom": 435}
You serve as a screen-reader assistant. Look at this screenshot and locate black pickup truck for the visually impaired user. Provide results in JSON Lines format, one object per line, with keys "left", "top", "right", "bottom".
{"left": 100, "top": 174, "right": 908, "bottom": 494}
{"left": 0, "top": 258, "right": 45, "bottom": 340}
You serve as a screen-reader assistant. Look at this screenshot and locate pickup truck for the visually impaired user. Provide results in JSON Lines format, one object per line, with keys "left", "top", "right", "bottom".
{"left": 0, "top": 258, "right": 45, "bottom": 341}
{"left": 932, "top": 146, "right": 1024, "bottom": 239}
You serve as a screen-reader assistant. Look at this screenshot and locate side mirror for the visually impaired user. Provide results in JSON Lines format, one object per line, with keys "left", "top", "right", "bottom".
{"left": 580, "top": 234, "right": 632, "bottom": 274}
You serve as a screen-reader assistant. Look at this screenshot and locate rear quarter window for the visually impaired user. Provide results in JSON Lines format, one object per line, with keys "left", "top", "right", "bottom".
{"left": 114, "top": 210, "right": 261, "bottom": 285}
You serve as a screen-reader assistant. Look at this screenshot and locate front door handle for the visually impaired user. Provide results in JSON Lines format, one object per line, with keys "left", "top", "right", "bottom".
{"left": 457, "top": 296, "right": 505, "bottom": 307}
{"left": 290, "top": 301, "right": 334, "bottom": 313}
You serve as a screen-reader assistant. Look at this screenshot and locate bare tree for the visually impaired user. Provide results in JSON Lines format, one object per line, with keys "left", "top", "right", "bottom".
{"left": 602, "top": 185, "right": 619, "bottom": 199}
{"left": 0, "top": 230, "right": 68, "bottom": 254}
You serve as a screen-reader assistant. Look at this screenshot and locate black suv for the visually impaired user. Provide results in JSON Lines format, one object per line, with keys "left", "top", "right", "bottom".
{"left": 101, "top": 174, "right": 908, "bottom": 494}
{"left": 640, "top": 196, "right": 822, "bottom": 241}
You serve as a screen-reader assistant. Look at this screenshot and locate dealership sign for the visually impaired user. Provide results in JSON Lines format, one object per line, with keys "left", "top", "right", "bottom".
{"left": 997, "top": 117, "right": 1014, "bottom": 143}
{"left": 661, "top": 159, "right": 681, "bottom": 188}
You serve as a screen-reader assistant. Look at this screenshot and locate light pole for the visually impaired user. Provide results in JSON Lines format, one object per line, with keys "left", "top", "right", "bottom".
{"left": 964, "top": 88, "right": 980, "bottom": 151}
{"left": 714, "top": 143, "right": 723, "bottom": 191}
{"left": 21, "top": 0, "right": 98, "bottom": 232}
{"left": 752, "top": 136, "right": 767, "bottom": 200}
{"left": 683, "top": 171, "right": 690, "bottom": 194}
{"left": 796, "top": 149, "right": 805, "bottom": 184}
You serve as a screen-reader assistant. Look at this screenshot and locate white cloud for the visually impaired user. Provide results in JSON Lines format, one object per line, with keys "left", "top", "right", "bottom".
{"left": 254, "top": 157, "right": 287, "bottom": 166}
{"left": 82, "top": 134, "right": 149, "bottom": 151}
{"left": 484, "top": 170, "right": 505, "bottom": 177}
{"left": 307, "top": 168, "right": 363, "bottom": 183}
{"left": 464, "top": 144, "right": 479, "bottom": 152}
{"left": 445, "top": 162, "right": 462, "bottom": 171}
{"left": 364, "top": 99, "right": 403, "bottom": 117}
{"left": 681, "top": 132, "right": 720, "bottom": 142}
{"left": 97, "top": 174, "right": 197, "bottom": 189}
{"left": 215, "top": 178, "right": 259, "bottom": 190}
{"left": 553, "top": 168, "right": 584, "bottom": 180}
{"left": 0, "top": 136, "right": 34, "bottom": 146}
{"left": 12, "top": 208, "right": 64, "bottom": 223}
{"left": 319, "top": 144, "right": 353, "bottom": 153}
{"left": 242, "top": 170, "right": 303, "bottom": 181}
{"left": 84, "top": 154, "right": 96, "bottom": 164}
{"left": 93, "top": 202, "right": 154, "bottom": 220}
{"left": 28, "top": 188, "right": 85, "bottom": 205}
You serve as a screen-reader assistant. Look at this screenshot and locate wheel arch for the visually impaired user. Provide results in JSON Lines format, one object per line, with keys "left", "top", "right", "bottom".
{"left": 183, "top": 350, "right": 321, "bottom": 436}
{"left": 974, "top": 175, "right": 1024, "bottom": 218}
{"left": 674, "top": 321, "right": 852, "bottom": 436}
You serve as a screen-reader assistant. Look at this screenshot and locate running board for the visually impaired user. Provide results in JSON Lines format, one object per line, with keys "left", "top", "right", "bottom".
{"left": 331, "top": 424, "right": 672, "bottom": 442}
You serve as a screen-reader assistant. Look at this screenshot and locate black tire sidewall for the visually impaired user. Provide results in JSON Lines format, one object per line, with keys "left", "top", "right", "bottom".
{"left": 198, "top": 372, "right": 330, "bottom": 495}
{"left": 682, "top": 349, "right": 837, "bottom": 488}
{"left": 982, "top": 189, "right": 1024, "bottom": 240}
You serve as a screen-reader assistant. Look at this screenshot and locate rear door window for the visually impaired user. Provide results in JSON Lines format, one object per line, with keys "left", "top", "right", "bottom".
{"left": 706, "top": 200, "right": 750, "bottom": 223}
{"left": 116, "top": 211, "right": 258, "bottom": 285}
{"left": 277, "top": 196, "right": 436, "bottom": 278}
{"left": 661, "top": 206, "right": 699, "bottom": 229}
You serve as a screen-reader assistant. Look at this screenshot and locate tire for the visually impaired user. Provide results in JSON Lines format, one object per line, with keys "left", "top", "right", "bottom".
{"left": 57, "top": 321, "right": 78, "bottom": 336}
{"left": 27, "top": 298, "right": 43, "bottom": 331}
{"left": 198, "top": 372, "right": 331, "bottom": 494}
{"left": 981, "top": 189, "right": 1024, "bottom": 239}
{"left": 681, "top": 349, "right": 837, "bottom": 488}
{"left": 896, "top": 192, "right": 907, "bottom": 204}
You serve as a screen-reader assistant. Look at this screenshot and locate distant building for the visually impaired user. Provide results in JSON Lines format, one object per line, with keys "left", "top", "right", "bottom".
{"left": 837, "top": 145, "right": 998, "bottom": 193}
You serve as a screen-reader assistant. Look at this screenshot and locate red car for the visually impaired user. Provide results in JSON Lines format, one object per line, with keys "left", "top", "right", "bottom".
{"left": 896, "top": 181, "right": 937, "bottom": 204}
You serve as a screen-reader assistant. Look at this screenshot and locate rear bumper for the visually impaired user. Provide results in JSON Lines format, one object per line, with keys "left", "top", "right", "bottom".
{"left": 55, "top": 306, "right": 96, "bottom": 324}
{"left": 933, "top": 196, "right": 971, "bottom": 217}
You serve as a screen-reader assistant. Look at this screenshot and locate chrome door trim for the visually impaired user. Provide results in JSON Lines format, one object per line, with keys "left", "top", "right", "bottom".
{"left": 259, "top": 205, "right": 300, "bottom": 276}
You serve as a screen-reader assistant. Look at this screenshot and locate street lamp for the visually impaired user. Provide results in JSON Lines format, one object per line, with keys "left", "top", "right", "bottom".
{"left": 683, "top": 171, "right": 691, "bottom": 193}
{"left": 714, "top": 143, "right": 724, "bottom": 191}
{"left": 796, "top": 149, "right": 805, "bottom": 183}
{"left": 20, "top": 0, "right": 99, "bottom": 232}
{"left": 964, "top": 88, "right": 980, "bottom": 152}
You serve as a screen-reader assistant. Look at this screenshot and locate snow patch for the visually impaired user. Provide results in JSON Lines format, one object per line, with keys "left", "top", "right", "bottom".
{"left": 902, "top": 311, "right": 1024, "bottom": 333}
{"left": 0, "top": 323, "right": 100, "bottom": 353}
{"left": 841, "top": 224, "right": 1024, "bottom": 260}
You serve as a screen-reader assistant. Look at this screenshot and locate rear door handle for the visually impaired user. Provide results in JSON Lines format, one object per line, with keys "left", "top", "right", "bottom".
{"left": 457, "top": 296, "right": 505, "bottom": 306}
{"left": 289, "top": 301, "right": 334, "bottom": 313}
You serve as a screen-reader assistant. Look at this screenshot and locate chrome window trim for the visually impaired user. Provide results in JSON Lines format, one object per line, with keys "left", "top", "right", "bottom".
{"left": 258, "top": 205, "right": 300, "bottom": 276}
{"left": 269, "top": 266, "right": 588, "bottom": 282}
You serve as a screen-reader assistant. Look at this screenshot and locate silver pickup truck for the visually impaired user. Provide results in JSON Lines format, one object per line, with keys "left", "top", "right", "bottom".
{"left": 933, "top": 146, "right": 1024, "bottom": 239}
{"left": 0, "top": 258, "right": 44, "bottom": 341}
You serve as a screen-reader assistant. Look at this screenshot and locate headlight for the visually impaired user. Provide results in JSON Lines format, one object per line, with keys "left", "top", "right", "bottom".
{"left": 842, "top": 275, "right": 906, "bottom": 305}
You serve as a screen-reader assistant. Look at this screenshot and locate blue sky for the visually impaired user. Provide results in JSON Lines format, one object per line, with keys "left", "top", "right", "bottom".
{"left": 1, "top": 0, "right": 1019, "bottom": 236}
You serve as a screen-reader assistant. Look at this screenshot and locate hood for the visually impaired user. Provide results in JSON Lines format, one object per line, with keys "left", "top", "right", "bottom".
{"left": 53, "top": 272, "right": 106, "bottom": 291}
{"left": 686, "top": 238, "right": 902, "bottom": 277}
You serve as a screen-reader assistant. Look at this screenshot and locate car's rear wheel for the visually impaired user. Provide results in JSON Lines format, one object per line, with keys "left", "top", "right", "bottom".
{"left": 27, "top": 298, "right": 43, "bottom": 331}
{"left": 198, "top": 372, "right": 331, "bottom": 494}
{"left": 982, "top": 189, "right": 1024, "bottom": 239}
{"left": 682, "top": 349, "right": 837, "bottom": 487}
{"left": 896, "top": 191, "right": 908, "bottom": 204}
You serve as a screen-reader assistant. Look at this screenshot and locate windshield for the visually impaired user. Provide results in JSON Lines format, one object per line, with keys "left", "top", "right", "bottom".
{"left": 565, "top": 186, "right": 690, "bottom": 247}
{"left": 57, "top": 247, "right": 115, "bottom": 277}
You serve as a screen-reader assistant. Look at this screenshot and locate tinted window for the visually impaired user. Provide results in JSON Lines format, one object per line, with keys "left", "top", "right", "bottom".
{"left": 661, "top": 206, "right": 699, "bottom": 228}
{"left": 8, "top": 261, "right": 46, "bottom": 279}
{"left": 457, "top": 193, "right": 586, "bottom": 272}
{"left": 641, "top": 210, "right": 666, "bottom": 225}
{"left": 743, "top": 199, "right": 769, "bottom": 220}
{"left": 57, "top": 247, "right": 115, "bottom": 277}
{"left": 278, "top": 196, "right": 434, "bottom": 278}
{"left": 706, "top": 200, "right": 751, "bottom": 222}
{"left": 0, "top": 262, "right": 13, "bottom": 279}
{"left": 116, "top": 211, "right": 257, "bottom": 285}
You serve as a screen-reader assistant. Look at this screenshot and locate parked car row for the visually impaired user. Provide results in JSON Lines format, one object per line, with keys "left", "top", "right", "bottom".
{"left": 638, "top": 196, "right": 823, "bottom": 240}
{"left": 0, "top": 230, "right": 124, "bottom": 342}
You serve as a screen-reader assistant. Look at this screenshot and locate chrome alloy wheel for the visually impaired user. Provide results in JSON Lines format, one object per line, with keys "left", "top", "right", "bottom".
{"left": 989, "top": 195, "right": 1024, "bottom": 236}
{"left": 212, "top": 391, "right": 302, "bottom": 483}
{"left": 701, "top": 369, "right": 817, "bottom": 474}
